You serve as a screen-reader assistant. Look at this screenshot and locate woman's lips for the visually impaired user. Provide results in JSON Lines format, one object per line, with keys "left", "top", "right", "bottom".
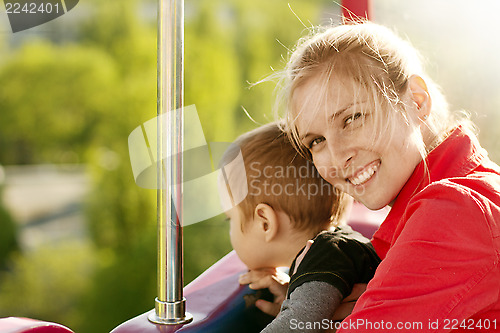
{"left": 347, "top": 160, "right": 381, "bottom": 186}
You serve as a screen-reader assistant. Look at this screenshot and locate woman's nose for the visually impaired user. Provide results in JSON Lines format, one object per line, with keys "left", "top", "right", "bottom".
{"left": 327, "top": 139, "right": 354, "bottom": 171}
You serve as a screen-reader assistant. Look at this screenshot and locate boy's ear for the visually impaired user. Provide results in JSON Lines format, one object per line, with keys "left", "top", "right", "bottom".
{"left": 409, "top": 75, "right": 431, "bottom": 121}
{"left": 254, "top": 203, "right": 279, "bottom": 243}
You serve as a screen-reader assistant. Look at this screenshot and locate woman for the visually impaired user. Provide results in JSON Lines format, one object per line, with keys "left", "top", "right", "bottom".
{"left": 244, "top": 22, "right": 500, "bottom": 332}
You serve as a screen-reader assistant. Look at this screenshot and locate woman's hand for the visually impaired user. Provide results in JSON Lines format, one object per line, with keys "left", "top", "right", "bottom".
{"left": 239, "top": 268, "right": 290, "bottom": 317}
{"left": 332, "top": 283, "right": 367, "bottom": 321}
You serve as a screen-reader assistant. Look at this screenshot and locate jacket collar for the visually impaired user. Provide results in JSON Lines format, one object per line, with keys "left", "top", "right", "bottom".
{"left": 373, "top": 126, "right": 488, "bottom": 247}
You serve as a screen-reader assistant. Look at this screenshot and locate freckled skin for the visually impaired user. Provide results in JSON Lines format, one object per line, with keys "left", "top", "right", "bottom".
{"left": 294, "top": 76, "right": 424, "bottom": 210}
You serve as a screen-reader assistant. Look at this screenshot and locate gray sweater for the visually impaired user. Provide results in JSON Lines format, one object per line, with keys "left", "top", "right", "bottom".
{"left": 260, "top": 281, "right": 343, "bottom": 332}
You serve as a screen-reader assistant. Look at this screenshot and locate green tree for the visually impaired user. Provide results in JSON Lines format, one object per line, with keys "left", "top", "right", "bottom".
{"left": 0, "top": 242, "right": 95, "bottom": 328}
{"left": 0, "top": 184, "right": 18, "bottom": 269}
{"left": 0, "top": 43, "right": 117, "bottom": 165}
{"left": 0, "top": 1, "right": 330, "bottom": 332}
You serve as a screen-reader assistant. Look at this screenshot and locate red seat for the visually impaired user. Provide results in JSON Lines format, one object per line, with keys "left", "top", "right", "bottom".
{"left": 0, "top": 317, "right": 74, "bottom": 333}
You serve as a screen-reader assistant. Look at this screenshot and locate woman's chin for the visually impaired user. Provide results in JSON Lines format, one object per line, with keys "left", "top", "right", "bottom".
{"left": 357, "top": 196, "right": 389, "bottom": 211}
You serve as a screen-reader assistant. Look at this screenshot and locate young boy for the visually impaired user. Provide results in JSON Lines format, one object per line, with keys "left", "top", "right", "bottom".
{"left": 218, "top": 122, "right": 380, "bottom": 332}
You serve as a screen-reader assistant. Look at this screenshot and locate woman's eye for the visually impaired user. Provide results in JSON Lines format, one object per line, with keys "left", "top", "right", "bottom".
{"left": 308, "top": 137, "right": 325, "bottom": 149}
{"left": 344, "top": 112, "right": 362, "bottom": 128}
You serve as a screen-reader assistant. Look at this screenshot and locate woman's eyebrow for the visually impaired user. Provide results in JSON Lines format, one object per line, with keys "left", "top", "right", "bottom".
{"left": 299, "top": 103, "right": 354, "bottom": 141}
{"left": 329, "top": 103, "right": 356, "bottom": 122}
{"left": 299, "top": 132, "right": 313, "bottom": 142}
{"left": 329, "top": 100, "right": 370, "bottom": 123}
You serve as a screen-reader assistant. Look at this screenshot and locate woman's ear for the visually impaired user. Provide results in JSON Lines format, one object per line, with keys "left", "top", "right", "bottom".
{"left": 254, "top": 203, "right": 279, "bottom": 243}
{"left": 409, "top": 75, "right": 431, "bottom": 121}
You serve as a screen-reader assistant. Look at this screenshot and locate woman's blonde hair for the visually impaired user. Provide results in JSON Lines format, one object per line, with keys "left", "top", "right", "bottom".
{"left": 276, "top": 22, "right": 463, "bottom": 159}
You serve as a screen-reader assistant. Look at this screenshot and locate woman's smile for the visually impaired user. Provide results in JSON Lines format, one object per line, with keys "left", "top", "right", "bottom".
{"left": 346, "top": 160, "right": 380, "bottom": 186}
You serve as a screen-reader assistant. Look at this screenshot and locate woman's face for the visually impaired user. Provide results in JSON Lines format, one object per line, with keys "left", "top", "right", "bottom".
{"left": 293, "top": 76, "right": 424, "bottom": 210}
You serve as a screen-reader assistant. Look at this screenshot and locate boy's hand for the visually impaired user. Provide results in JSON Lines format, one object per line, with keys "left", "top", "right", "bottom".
{"left": 239, "top": 268, "right": 290, "bottom": 317}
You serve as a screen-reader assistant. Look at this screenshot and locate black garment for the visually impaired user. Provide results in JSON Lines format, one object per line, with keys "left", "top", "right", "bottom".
{"left": 288, "top": 225, "right": 381, "bottom": 299}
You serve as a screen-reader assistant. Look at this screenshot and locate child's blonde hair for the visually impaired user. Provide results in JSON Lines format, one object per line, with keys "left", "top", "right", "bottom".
{"left": 277, "top": 22, "right": 463, "bottom": 159}
{"left": 221, "top": 122, "right": 349, "bottom": 234}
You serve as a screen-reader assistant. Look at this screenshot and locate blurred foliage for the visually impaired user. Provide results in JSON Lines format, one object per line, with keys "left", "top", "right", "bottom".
{"left": 4, "top": 0, "right": 498, "bottom": 332}
{"left": 0, "top": 43, "right": 117, "bottom": 164}
{"left": 78, "top": 233, "right": 157, "bottom": 333}
{"left": 0, "top": 242, "right": 95, "bottom": 327}
{"left": 0, "top": 0, "right": 327, "bottom": 332}
{"left": 0, "top": 185, "right": 18, "bottom": 269}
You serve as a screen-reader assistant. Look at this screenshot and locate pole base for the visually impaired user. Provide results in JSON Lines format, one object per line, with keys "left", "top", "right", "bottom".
{"left": 148, "top": 297, "right": 193, "bottom": 325}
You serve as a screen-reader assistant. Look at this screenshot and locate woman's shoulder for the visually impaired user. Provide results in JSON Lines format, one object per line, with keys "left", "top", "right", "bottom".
{"left": 419, "top": 170, "right": 500, "bottom": 210}
{"left": 406, "top": 175, "right": 500, "bottom": 240}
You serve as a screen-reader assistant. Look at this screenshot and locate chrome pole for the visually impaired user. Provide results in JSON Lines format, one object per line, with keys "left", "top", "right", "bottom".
{"left": 148, "top": 0, "right": 192, "bottom": 325}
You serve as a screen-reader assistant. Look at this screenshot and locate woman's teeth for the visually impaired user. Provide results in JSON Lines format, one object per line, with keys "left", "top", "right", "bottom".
{"left": 348, "top": 163, "right": 379, "bottom": 186}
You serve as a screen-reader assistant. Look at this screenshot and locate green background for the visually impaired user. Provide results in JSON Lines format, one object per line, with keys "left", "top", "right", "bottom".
{"left": 0, "top": 1, "right": 499, "bottom": 332}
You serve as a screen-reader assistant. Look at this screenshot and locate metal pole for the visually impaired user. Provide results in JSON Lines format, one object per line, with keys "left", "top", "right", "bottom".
{"left": 148, "top": 0, "right": 192, "bottom": 325}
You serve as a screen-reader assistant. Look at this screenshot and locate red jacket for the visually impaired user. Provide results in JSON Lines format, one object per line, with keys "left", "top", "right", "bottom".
{"left": 338, "top": 128, "right": 500, "bottom": 332}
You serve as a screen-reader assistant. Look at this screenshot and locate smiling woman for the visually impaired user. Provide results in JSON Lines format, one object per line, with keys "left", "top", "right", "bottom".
{"left": 283, "top": 23, "right": 451, "bottom": 210}
{"left": 278, "top": 21, "right": 500, "bottom": 332}
{"left": 290, "top": 74, "right": 425, "bottom": 210}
